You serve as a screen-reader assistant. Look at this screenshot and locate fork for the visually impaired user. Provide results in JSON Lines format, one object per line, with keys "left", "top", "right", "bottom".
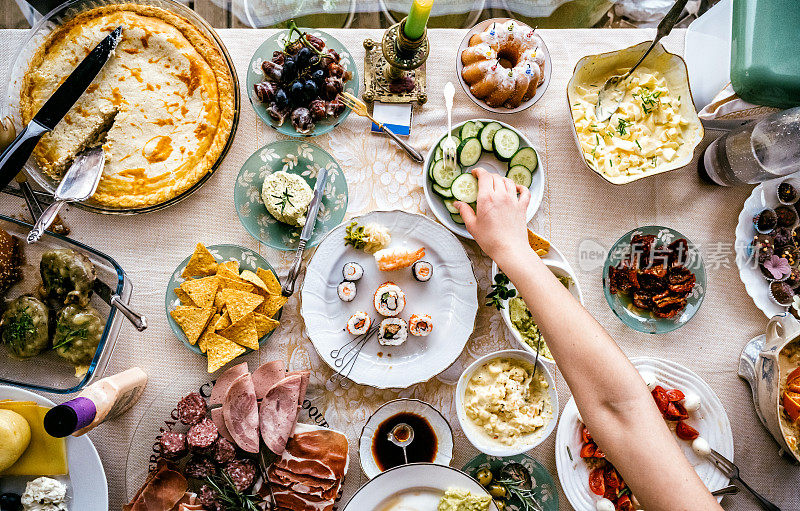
{"left": 442, "top": 82, "right": 457, "bottom": 172}
{"left": 707, "top": 449, "right": 780, "bottom": 510}
{"left": 337, "top": 92, "right": 423, "bottom": 163}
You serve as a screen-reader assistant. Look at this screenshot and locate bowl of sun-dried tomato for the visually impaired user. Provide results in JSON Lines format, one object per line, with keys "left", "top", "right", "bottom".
{"left": 603, "top": 226, "right": 706, "bottom": 334}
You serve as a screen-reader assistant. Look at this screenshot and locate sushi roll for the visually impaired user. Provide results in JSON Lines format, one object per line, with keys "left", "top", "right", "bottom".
{"left": 337, "top": 281, "right": 357, "bottom": 302}
{"left": 411, "top": 261, "right": 433, "bottom": 282}
{"left": 408, "top": 314, "right": 433, "bottom": 336}
{"left": 346, "top": 311, "right": 372, "bottom": 335}
{"left": 342, "top": 262, "right": 364, "bottom": 282}
{"left": 374, "top": 246, "right": 426, "bottom": 271}
{"left": 373, "top": 282, "right": 406, "bottom": 316}
{"left": 378, "top": 317, "right": 408, "bottom": 346}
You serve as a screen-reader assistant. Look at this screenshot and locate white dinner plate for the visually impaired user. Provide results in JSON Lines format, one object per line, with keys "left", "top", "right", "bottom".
{"left": 342, "top": 462, "right": 498, "bottom": 511}
{"left": 734, "top": 176, "right": 800, "bottom": 317}
{"left": 0, "top": 386, "right": 107, "bottom": 510}
{"left": 554, "top": 357, "right": 733, "bottom": 511}
{"left": 301, "top": 210, "right": 478, "bottom": 389}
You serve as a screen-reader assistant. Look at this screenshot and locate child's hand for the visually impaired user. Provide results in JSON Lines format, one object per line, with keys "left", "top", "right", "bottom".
{"left": 454, "top": 167, "right": 532, "bottom": 263}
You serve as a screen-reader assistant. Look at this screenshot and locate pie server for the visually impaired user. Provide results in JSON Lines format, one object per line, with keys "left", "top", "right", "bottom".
{"left": 0, "top": 26, "right": 122, "bottom": 191}
{"left": 27, "top": 146, "right": 105, "bottom": 244}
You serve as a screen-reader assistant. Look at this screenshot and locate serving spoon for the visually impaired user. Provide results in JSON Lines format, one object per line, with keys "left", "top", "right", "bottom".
{"left": 595, "top": 0, "right": 689, "bottom": 122}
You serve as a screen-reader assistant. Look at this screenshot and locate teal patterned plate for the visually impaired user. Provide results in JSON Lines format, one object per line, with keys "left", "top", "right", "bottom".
{"left": 246, "top": 28, "right": 358, "bottom": 137}
{"left": 463, "top": 453, "right": 559, "bottom": 511}
{"left": 165, "top": 244, "right": 282, "bottom": 356}
{"left": 234, "top": 140, "right": 348, "bottom": 251}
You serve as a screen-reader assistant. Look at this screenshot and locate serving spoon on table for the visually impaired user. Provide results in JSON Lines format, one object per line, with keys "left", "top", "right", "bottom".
{"left": 594, "top": 0, "right": 689, "bottom": 122}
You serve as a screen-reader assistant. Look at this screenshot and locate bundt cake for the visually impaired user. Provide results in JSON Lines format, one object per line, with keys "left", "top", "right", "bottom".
{"left": 461, "top": 20, "right": 546, "bottom": 109}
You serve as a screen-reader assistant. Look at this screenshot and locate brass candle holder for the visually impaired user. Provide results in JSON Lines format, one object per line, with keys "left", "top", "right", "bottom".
{"left": 363, "top": 17, "right": 429, "bottom": 104}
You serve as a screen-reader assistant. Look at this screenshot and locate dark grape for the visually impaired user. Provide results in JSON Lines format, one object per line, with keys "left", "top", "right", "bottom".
{"left": 312, "top": 69, "right": 325, "bottom": 87}
{"left": 309, "top": 99, "right": 327, "bottom": 121}
{"left": 275, "top": 88, "right": 289, "bottom": 109}
{"left": 289, "top": 81, "right": 305, "bottom": 103}
{"left": 308, "top": 55, "right": 322, "bottom": 71}
{"left": 303, "top": 80, "right": 318, "bottom": 101}
{"left": 254, "top": 81, "right": 278, "bottom": 103}
{"left": 282, "top": 57, "right": 297, "bottom": 83}
{"left": 296, "top": 47, "right": 312, "bottom": 67}
{"left": 291, "top": 107, "right": 314, "bottom": 134}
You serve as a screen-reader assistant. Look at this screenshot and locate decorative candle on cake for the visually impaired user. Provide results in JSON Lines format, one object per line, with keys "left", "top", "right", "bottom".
{"left": 404, "top": 0, "right": 434, "bottom": 40}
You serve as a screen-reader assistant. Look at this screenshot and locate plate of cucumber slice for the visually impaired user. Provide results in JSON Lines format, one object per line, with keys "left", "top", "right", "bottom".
{"left": 423, "top": 119, "right": 544, "bottom": 239}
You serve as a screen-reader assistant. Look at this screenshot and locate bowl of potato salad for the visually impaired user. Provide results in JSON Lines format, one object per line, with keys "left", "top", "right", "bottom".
{"left": 567, "top": 41, "right": 703, "bottom": 185}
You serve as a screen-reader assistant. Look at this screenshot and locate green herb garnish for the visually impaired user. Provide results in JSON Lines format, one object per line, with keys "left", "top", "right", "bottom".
{"left": 205, "top": 472, "right": 261, "bottom": 511}
{"left": 639, "top": 88, "right": 663, "bottom": 115}
{"left": 635, "top": 140, "right": 642, "bottom": 151}
{"left": 616, "top": 118, "right": 631, "bottom": 136}
{"left": 51, "top": 324, "right": 88, "bottom": 351}
{"left": 486, "top": 272, "right": 516, "bottom": 310}
{"left": 344, "top": 221, "right": 368, "bottom": 250}
{"left": 566, "top": 445, "right": 573, "bottom": 462}
{"left": 495, "top": 477, "right": 543, "bottom": 511}
{"left": 270, "top": 188, "right": 296, "bottom": 215}
{"left": 2, "top": 307, "right": 35, "bottom": 350}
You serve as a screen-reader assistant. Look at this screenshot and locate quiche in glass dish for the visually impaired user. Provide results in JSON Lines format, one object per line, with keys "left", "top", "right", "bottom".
{"left": 18, "top": 2, "right": 236, "bottom": 211}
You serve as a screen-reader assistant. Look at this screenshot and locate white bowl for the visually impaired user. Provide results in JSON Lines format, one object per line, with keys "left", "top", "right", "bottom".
{"left": 423, "top": 119, "right": 545, "bottom": 240}
{"left": 494, "top": 261, "right": 584, "bottom": 364}
{"left": 455, "top": 349, "right": 559, "bottom": 456}
{"left": 359, "top": 398, "right": 454, "bottom": 479}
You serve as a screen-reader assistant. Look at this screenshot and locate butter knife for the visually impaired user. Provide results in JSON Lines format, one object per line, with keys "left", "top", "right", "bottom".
{"left": 281, "top": 166, "right": 330, "bottom": 297}
{"left": 0, "top": 26, "right": 122, "bottom": 191}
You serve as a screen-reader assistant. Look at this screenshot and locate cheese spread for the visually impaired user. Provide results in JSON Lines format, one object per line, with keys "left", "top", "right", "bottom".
{"left": 464, "top": 358, "right": 552, "bottom": 446}
{"left": 570, "top": 67, "right": 694, "bottom": 179}
{"left": 21, "top": 477, "right": 68, "bottom": 511}
{"left": 437, "top": 488, "right": 491, "bottom": 511}
{"left": 261, "top": 171, "right": 314, "bottom": 227}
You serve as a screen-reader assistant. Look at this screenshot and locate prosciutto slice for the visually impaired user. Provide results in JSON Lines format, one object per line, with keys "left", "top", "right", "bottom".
{"left": 124, "top": 460, "right": 187, "bottom": 511}
{"left": 259, "top": 374, "right": 303, "bottom": 454}
{"left": 210, "top": 362, "right": 248, "bottom": 405}
{"left": 223, "top": 373, "right": 260, "bottom": 453}
{"left": 210, "top": 408, "right": 234, "bottom": 444}
{"left": 251, "top": 360, "right": 285, "bottom": 400}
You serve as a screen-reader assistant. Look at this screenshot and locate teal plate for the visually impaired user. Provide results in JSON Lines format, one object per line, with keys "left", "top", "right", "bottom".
{"left": 246, "top": 28, "right": 358, "bottom": 137}
{"left": 165, "top": 244, "right": 282, "bottom": 356}
{"left": 602, "top": 226, "right": 706, "bottom": 334}
{"left": 234, "top": 140, "right": 348, "bottom": 251}
{"left": 463, "top": 453, "right": 559, "bottom": 511}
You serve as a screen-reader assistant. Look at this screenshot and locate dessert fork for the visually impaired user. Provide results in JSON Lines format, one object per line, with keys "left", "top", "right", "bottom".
{"left": 707, "top": 448, "right": 780, "bottom": 510}
{"left": 442, "top": 82, "right": 458, "bottom": 172}
{"left": 337, "top": 92, "right": 423, "bottom": 163}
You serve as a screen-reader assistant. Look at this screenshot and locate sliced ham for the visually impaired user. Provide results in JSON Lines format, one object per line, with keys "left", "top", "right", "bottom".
{"left": 251, "top": 360, "right": 285, "bottom": 400}
{"left": 268, "top": 466, "right": 340, "bottom": 500}
{"left": 223, "top": 373, "right": 260, "bottom": 453}
{"left": 210, "top": 408, "right": 234, "bottom": 444}
{"left": 287, "top": 370, "right": 310, "bottom": 407}
{"left": 272, "top": 484, "right": 339, "bottom": 511}
{"left": 124, "top": 460, "right": 187, "bottom": 511}
{"left": 210, "top": 362, "right": 249, "bottom": 405}
{"left": 259, "top": 374, "right": 303, "bottom": 454}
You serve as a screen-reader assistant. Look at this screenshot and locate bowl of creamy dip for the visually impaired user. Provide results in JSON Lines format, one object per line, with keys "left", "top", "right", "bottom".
{"left": 455, "top": 350, "right": 558, "bottom": 456}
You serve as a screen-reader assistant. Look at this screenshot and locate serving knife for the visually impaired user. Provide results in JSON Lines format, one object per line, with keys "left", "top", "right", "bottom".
{"left": 281, "top": 166, "right": 331, "bottom": 297}
{"left": 0, "top": 26, "right": 123, "bottom": 191}
{"left": 92, "top": 277, "right": 147, "bottom": 332}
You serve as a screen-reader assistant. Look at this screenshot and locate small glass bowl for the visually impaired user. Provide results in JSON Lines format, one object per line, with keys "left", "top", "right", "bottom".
{"left": 602, "top": 226, "right": 707, "bottom": 334}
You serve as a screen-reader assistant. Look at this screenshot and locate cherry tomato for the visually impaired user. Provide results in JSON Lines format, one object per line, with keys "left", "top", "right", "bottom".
{"left": 782, "top": 391, "right": 800, "bottom": 423}
{"left": 665, "top": 389, "right": 685, "bottom": 402}
{"left": 603, "top": 467, "right": 621, "bottom": 489}
{"left": 651, "top": 386, "right": 670, "bottom": 413}
{"left": 588, "top": 468, "right": 606, "bottom": 496}
{"left": 593, "top": 446, "right": 606, "bottom": 458}
{"left": 675, "top": 421, "right": 700, "bottom": 441}
{"left": 616, "top": 495, "right": 635, "bottom": 511}
{"left": 580, "top": 443, "right": 597, "bottom": 458}
{"left": 581, "top": 426, "right": 592, "bottom": 444}
{"left": 664, "top": 402, "right": 689, "bottom": 421}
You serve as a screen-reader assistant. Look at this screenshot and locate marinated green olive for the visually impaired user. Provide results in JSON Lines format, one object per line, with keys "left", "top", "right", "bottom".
{"left": 476, "top": 468, "right": 493, "bottom": 486}
{"left": 488, "top": 484, "right": 508, "bottom": 499}
{"left": 40, "top": 249, "right": 95, "bottom": 307}
{"left": 53, "top": 304, "right": 103, "bottom": 365}
{"left": 0, "top": 296, "right": 49, "bottom": 358}
{"left": 494, "top": 500, "right": 507, "bottom": 511}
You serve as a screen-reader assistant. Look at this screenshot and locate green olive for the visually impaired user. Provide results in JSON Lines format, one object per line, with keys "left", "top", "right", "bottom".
{"left": 488, "top": 484, "right": 508, "bottom": 498}
{"left": 476, "top": 468, "right": 493, "bottom": 486}
{"left": 494, "top": 500, "right": 507, "bottom": 511}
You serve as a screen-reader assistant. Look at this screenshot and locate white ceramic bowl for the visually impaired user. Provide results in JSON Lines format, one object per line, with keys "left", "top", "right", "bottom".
{"left": 494, "top": 261, "right": 584, "bottom": 364}
{"left": 359, "top": 398, "right": 454, "bottom": 479}
{"left": 423, "top": 119, "right": 545, "bottom": 240}
{"left": 455, "top": 349, "right": 559, "bottom": 456}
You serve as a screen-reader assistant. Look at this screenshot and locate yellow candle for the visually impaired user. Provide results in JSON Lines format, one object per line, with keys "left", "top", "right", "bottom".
{"left": 404, "top": 0, "right": 434, "bottom": 40}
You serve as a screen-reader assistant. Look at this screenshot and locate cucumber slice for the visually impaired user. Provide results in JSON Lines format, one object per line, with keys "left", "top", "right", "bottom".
{"left": 493, "top": 128, "right": 520, "bottom": 161}
{"left": 443, "top": 199, "right": 460, "bottom": 214}
{"left": 460, "top": 121, "right": 481, "bottom": 140}
{"left": 506, "top": 165, "right": 533, "bottom": 188}
{"left": 479, "top": 122, "right": 503, "bottom": 152}
{"left": 458, "top": 138, "right": 482, "bottom": 167}
{"left": 451, "top": 173, "right": 479, "bottom": 203}
{"left": 450, "top": 213, "right": 465, "bottom": 225}
{"left": 509, "top": 147, "right": 538, "bottom": 171}
{"left": 432, "top": 183, "right": 454, "bottom": 198}
{"left": 434, "top": 146, "right": 443, "bottom": 161}
{"left": 430, "top": 159, "right": 461, "bottom": 188}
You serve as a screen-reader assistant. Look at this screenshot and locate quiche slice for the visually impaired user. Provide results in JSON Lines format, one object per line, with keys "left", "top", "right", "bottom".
{"left": 20, "top": 4, "right": 235, "bottom": 209}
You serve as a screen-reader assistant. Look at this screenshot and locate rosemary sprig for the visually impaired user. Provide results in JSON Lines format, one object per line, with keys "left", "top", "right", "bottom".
{"left": 270, "top": 189, "right": 296, "bottom": 215}
{"left": 486, "top": 273, "right": 516, "bottom": 310}
{"left": 205, "top": 472, "right": 261, "bottom": 511}
{"left": 496, "top": 477, "right": 543, "bottom": 511}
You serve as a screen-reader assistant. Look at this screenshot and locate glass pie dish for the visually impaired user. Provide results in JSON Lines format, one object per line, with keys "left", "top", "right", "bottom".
{"left": 0, "top": 214, "right": 132, "bottom": 393}
{"left": 2, "top": 0, "right": 240, "bottom": 215}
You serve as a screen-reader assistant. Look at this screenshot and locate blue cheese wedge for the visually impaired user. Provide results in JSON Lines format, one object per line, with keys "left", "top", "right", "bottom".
{"left": 261, "top": 171, "right": 314, "bottom": 227}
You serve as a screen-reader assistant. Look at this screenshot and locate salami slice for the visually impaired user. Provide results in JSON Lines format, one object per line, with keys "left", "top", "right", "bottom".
{"left": 210, "top": 407, "right": 234, "bottom": 444}
{"left": 210, "top": 361, "right": 249, "bottom": 405}
{"left": 223, "top": 373, "right": 260, "bottom": 453}
{"left": 252, "top": 360, "right": 286, "bottom": 400}
{"left": 187, "top": 417, "right": 218, "bottom": 450}
{"left": 184, "top": 456, "right": 217, "bottom": 480}
{"left": 158, "top": 430, "right": 187, "bottom": 458}
{"left": 224, "top": 459, "right": 257, "bottom": 492}
{"left": 259, "top": 374, "right": 302, "bottom": 454}
{"left": 177, "top": 392, "right": 207, "bottom": 425}
{"left": 213, "top": 437, "right": 237, "bottom": 464}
